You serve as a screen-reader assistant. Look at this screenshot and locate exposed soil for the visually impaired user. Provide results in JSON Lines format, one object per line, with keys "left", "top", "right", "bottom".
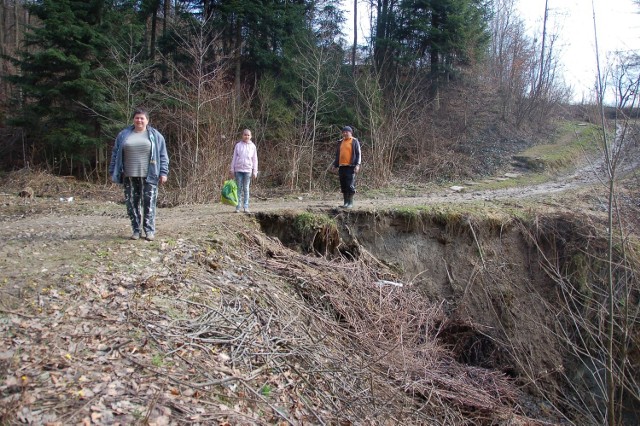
{"left": 1, "top": 143, "right": 639, "bottom": 425}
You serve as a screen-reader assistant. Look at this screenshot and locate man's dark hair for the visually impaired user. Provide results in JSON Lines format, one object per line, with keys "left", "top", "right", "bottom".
{"left": 132, "top": 108, "right": 149, "bottom": 119}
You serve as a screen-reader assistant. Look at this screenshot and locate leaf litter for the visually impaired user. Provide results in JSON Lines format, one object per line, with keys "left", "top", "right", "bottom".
{"left": 0, "top": 174, "right": 572, "bottom": 425}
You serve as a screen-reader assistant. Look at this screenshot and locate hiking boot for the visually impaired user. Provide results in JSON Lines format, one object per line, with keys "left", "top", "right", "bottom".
{"left": 130, "top": 232, "right": 140, "bottom": 240}
{"left": 243, "top": 208, "right": 250, "bottom": 213}
{"left": 234, "top": 208, "right": 241, "bottom": 213}
{"left": 145, "top": 233, "right": 155, "bottom": 241}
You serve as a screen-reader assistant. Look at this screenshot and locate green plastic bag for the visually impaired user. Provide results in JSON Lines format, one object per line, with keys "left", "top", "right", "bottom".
{"left": 221, "top": 179, "right": 238, "bottom": 206}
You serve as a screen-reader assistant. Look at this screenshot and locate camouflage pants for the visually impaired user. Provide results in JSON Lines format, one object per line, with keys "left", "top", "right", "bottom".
{"left": 123, "top": 177, "right": 157, "bottom": 235}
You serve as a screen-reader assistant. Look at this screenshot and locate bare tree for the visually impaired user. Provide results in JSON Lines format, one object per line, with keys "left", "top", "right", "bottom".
{"left": 355, "top": 68, "right": 421, "bottom": 185}
{"left": 522, "top": 19, "right": 640, "bottom": 425}
{"left": 536, "top": 0, "right": 549, "bottom": 93}
{"left": 489, "top": 0, "right": 569, "bottom": 126}
{"left": 352, "top": 0, "right": 357, "bottom": 69}
{"left": 154, "top": 20, "right": 240, "bottom": 204}
{"left": 488, "top": 0, "right": 536, "bottom": 121}
{"left": 593, "top": 36, "right": 640, "bottom": 425}
{"left": 96, "top": 32, "right": 155, "bottom": 126}
{"left": 290, "top": 36, "right": 342, "bottom": 191}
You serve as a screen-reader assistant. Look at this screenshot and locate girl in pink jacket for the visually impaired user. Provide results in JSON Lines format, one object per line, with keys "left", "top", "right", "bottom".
{"left": 229, "top": 129, "right": 258, "bottom": 213}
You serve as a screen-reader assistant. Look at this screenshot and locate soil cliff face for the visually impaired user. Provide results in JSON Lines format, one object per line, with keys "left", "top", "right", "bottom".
{"left": 256, "top": 208, "right": 636, "bottom": 424}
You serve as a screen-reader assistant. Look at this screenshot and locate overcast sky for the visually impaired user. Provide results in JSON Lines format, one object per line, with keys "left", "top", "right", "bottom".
{"left": 341, "top": 0, "right": 640, "bottom": 102}
{"left": 517, "top": 0, "right": 640, "bottom": 102}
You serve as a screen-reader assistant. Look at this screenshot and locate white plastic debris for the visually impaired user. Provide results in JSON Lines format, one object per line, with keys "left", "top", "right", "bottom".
{"left": 376, "top": 280, "right": 403, "bottom": 287}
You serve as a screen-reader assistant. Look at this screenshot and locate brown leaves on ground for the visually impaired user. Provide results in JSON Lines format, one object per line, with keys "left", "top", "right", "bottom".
{"left": 0, "top": 190, "right": 553, "bottom": 426}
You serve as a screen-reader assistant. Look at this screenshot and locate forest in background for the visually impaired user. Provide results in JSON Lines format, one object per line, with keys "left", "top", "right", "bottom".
{"left": 0, "top": 0, "right": 579, "bottom": 203}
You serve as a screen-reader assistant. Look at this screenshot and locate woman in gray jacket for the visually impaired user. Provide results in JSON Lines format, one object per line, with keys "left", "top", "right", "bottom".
{"left": 109, "top": 108, "right": 169, "bottom": 241}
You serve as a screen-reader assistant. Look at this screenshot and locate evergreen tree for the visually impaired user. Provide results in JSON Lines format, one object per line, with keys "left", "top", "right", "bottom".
{"left": 8, "top": 0, "right": 122, "bottom": 175}
{"left": 405, "top": 0, "right": 489, "bottom": 76}
{"left": 205, "top": 0, "right": 311, "bottom": 86}
{"left": 373, "top": 0, "right": 490, "bottom": 83}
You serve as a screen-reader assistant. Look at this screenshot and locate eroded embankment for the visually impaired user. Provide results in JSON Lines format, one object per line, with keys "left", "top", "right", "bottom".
{"left": 2, "top": 194, "right": 636, "bottom": 425}
{"left": 255, "top": 208, "right": 639, "bottom": 425}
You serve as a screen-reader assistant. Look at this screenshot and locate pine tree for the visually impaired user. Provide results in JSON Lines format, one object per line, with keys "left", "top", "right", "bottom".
{"left": 8, "top": 0, "right": 119, "bottom": 175}
{"left": 373, "top": 0, "right": 490, "bottom": 82}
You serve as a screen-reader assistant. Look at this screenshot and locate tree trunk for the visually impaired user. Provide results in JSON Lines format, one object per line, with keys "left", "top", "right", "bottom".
{"left": 352, "top": 0, "right": 357, "bottom": 69}
{"left": 536, "top": 0, "right": 548, "bottom": 95}
{"left": 0, "top": 1, "right": 5, "bottom": 58}
{"left": 234, "top": 14, "right": 242, "bottom": 103}
{"left": 1, "top": 1, "right": 5, "bottom": 95}
{"left": 150, "top": 8, "right": 157, "bottom": 60}
{"left": 14, "top": 0, "right": 18, "bottom": 48}
{"left": 161, "top": 0, "right": 170, "bottom": 81}
{"left": 373, "top": 0, "right": 386, "bottom": 71}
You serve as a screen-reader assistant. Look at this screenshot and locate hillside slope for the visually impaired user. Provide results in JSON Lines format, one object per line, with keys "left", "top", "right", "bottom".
{"left": 1, "top": 122, "right": 639, "bottom": 425}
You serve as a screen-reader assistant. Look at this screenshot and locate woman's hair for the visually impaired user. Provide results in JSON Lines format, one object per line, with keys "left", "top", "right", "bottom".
{"left": 132, "top": 108, "right": 149, "bottom": 119}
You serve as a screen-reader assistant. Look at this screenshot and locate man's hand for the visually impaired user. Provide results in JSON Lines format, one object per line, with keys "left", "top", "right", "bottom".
{"left": 160, "top": 176, "right": 168, "bottom": 184}
{"left": 355, "top": 165, "right": 361, "bottom": 173}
